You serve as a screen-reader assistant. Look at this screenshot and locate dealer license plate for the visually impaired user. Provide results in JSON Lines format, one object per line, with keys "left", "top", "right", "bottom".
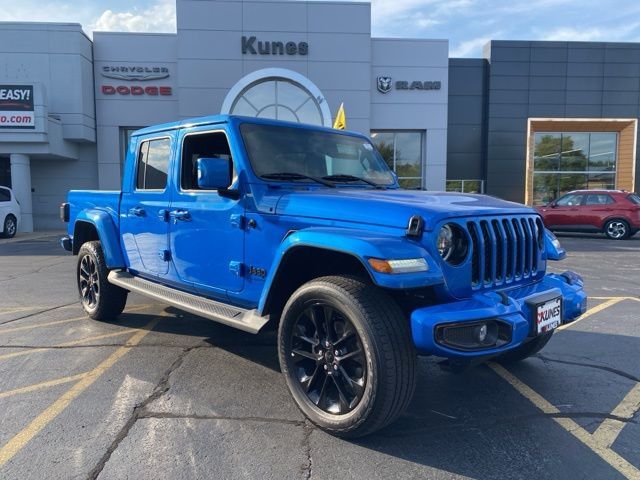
{"left": 536, "top": 297, "right": 562, "bottom": 334}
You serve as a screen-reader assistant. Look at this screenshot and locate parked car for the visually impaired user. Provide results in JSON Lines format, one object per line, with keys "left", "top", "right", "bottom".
{"left": 0, "top": 186, "right": 20, "bottom": 238}
{"left": 536, "top": 190, "right": 640, "bottom": 240}
{"left": 60, "top": 115, "right": 587, "bottom": 437}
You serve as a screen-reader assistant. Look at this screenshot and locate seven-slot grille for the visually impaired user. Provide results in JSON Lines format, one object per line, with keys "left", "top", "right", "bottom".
{"left": 467, "top": 216, "right": 544, "bottom": 289}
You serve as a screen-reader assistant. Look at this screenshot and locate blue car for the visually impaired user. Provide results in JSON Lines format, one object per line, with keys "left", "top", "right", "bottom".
{"left": 60, "top": 115, "right": 587, "bottom": 437}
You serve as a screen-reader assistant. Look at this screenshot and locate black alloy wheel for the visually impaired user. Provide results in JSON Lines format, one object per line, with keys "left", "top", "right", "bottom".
{"left": 76, "top": 241, "right": 128, "bottom": 320}
{"left": 278, "top": 275, "right": 417, "bottom": 437}
{"left": 79, "top": 253, "right": 100, "bottom": 309}
{"left": 287, "top": 302, "right": 367, "bottom": 415}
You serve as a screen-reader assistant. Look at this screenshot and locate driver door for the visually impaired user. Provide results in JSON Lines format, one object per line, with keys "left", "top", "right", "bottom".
{"left": 541, "top": 193, "right": 584, "bottom": 228}
{"left": 168, "top": 127, "right": 244, "bottom": 298}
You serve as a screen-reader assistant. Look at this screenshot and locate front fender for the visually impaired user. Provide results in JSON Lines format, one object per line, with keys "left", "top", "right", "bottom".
{"left": 258, "top": 227, "right": 444, "bottom": 312}
{"left": 74, "top": 209, "right": 125, "bottom": 268}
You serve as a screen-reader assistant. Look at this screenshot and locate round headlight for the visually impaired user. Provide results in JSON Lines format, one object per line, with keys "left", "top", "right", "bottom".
{"left": 437, "top": 223, "right": 468, "bottom": 265}
{"left": 437, "top": 225, "right": 454, "bottom": 259}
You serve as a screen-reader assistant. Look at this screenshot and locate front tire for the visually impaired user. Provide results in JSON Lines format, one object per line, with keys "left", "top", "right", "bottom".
{"left": 278, "top": 276, "right": 416, "bottom": 438}
{"left": 2, "top": 215, "right": 17, "bottom": 238}
{"left": 604, "top": 219, "right": 630, "bottom": 240}
{"left": 77, "top": 241, "right": 128, "bottom": 320}
{"left": 496, "top": 331, "right": 554, "bottom": 364}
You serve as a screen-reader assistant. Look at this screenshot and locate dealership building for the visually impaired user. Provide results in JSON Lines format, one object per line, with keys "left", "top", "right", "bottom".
{"left": 0, "top": 0, "right": 638, "bottom": 231}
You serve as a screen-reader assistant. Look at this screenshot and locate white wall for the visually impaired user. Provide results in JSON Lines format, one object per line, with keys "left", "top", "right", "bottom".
{"left": 93, "top": 32, "right": 178, "bottom": 189}
{"left": 0, "top": 23, "right": 97, "bottom": 230}
{"left": 371, "top": 38, "right": 449, "bottom": 190}
{"left": 175, "top": 0, "right": 372, "bottom": 133}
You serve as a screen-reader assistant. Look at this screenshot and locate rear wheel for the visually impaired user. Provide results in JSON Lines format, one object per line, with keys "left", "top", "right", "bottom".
{"left": 604, "top": 219, "right": 630, "bottom": 240}
{"left": 77, "top": 241, "right": 128, "bottom": 320}
{"left": 278, "top": 275, "right": 416, "bottom": 438}
{"left": 2, "top": 215, "right": 17, "bottom": 238}
{"left": 496, "top": 332, "right": 554, "bottom": 364}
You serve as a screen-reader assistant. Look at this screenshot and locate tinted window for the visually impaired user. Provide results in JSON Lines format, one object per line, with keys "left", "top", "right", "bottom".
{"left": 0, "top": 188, "right": 9, "bottom": 202}
{"left": 585, "top": 194, "right": 614, "bottom": 205}
{"left": 241, "top": 123, "right": 394, "bottom": 186}
{"left": 556, "top": 194, "right": 583, "bottom": 206}
{"left": 135, "top": 138, "right": 171, "bottom": 190}
{"left": 628, "top": 194, "right": 640, "bottom": 205}
{"left": 181, "top": 132, "right": 232, "bottom": 190}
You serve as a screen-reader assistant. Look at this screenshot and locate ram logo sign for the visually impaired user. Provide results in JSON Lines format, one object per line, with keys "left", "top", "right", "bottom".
{"left": 376, "top": 76, "right": 392, "bottom": 94}
{"left": 376, "top": 76, "right": 442, "bottom": 93}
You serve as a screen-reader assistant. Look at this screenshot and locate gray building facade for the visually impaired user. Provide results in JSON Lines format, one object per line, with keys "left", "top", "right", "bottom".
{"left": 1, "top": 0, "right": 451, "bottom": 231}
{"left": 447, "top": 40, "right": 640, "bottom": 204}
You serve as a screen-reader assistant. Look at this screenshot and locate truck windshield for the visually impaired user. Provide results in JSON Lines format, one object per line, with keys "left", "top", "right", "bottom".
{"left": 240, "top": 123, "right": 395, "bottom": 187}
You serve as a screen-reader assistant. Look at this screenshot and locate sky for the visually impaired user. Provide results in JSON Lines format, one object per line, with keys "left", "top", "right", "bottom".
{"left": 2, "top": 0, "right": 640, "bottom": 58}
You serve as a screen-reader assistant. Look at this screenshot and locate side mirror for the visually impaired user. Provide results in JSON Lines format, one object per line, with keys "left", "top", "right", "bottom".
{"left": 196, "top": 157, "right": 232, "bottom": 190}
{"left": 547, "top": 201, "right": 557, "bottom": 208}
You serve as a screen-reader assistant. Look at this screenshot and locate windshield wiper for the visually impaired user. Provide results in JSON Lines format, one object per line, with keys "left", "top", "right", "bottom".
{"left": 260, "top": 172, "right": 336, "bottom": 188}
{"left": 322, "top": 174, "right": 386, "bottom": 189}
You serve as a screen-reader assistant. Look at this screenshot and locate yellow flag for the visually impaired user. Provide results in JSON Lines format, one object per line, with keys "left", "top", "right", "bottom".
{"left": 333, "top": 102, "right": 346, "bottom": 130}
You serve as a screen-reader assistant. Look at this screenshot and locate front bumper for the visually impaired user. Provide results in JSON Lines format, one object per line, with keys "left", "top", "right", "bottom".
{"left": 410, "top": 272, "right": 587, "bottom": 359}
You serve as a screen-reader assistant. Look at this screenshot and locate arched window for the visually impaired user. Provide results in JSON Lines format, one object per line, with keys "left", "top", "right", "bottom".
{"left": 221, "top": 68, "right": 331, "bottom": 127}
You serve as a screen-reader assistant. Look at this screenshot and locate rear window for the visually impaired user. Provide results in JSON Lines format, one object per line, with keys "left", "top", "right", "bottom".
{"left": 0, "top": 188, "right": 9, "bottom": 202}
{"left": 628, "top": 194, "right": 640, "bottom": 205}
{"left": 135, "top": 137, "right": 171, "bottom": 190}
{"left": 585, "top": 194, "right": 614, "bottom": 205}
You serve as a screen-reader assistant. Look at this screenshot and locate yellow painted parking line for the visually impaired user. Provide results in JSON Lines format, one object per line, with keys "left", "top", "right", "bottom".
{"left": 0, "top": 373, "right": 88, "bottom": 400}
{"left": 488, "top": 362, "right": 640, "bottom": 479}
{"left": 0, "top": 330, "right": 137, "bottom": 362}
{"left": 557, "top": 298, "right": 625, "bottom": 331}
{"left": 593, "top": 383, "right": 640, "bottom": 448}
{"left": 0, "top": 304, "right": 151, "bottom": 335}
{"left": 0, "top": 316, "right": 160, "bottom": 469}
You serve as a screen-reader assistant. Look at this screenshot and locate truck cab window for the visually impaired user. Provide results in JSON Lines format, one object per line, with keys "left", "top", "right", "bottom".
{"left": 135, "top": 138, "right": 171, "bottom": 190}
{"left": 181, "top": 132, "right": 233, "bottom": 190}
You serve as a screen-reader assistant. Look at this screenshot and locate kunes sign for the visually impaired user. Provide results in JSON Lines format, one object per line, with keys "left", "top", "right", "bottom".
{"left": 100, "top": 65, "right": 173, "bottom": 97}
{"left": 0, "top": 85, "right": 35, "bottom": 129}
{"left": 242, "top": 36, "right": 308, "bottom": 55}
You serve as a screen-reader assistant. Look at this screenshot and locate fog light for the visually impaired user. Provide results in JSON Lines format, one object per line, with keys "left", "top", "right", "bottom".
{"left": 435, "top": 320, "right": 510, "bottom": 351}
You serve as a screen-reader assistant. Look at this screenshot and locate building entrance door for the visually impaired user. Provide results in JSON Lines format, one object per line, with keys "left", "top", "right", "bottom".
{"left": 0, "top": 157, "right": 10, "bottom": 188}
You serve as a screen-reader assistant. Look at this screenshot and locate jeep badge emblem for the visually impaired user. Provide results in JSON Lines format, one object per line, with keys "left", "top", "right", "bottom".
{"left": 377, "top": 76, "right": 392, "bottom": 94}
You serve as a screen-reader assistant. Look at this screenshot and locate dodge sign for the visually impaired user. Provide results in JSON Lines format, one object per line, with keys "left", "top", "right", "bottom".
{"left": 0, "top": 85, "right": 35, "bottom": 129}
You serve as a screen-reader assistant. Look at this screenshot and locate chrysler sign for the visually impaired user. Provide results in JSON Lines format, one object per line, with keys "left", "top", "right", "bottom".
{"left": 377, "top": 76, "right": 441, "bottom": 93}
{"left": 100, "top": 65, "right": 173, "bottom": 97}
{"left": 101, "top": 65, "right": 169, "bottom": 81}
{"left": 0, "top": 85, "right": 35, "bottom": 129}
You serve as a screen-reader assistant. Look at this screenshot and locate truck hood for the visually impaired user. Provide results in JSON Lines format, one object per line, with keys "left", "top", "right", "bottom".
{"left": 274, "top": 189, "right": 535, "bottom": 230}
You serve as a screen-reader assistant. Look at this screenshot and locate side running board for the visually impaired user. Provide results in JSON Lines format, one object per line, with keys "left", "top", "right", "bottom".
{"left": 107, "top": 270, "right": 269, "bottom": 334}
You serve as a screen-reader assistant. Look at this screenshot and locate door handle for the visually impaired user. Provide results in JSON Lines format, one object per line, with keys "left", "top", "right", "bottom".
{"left": 170, "top": 209, "right": 191, "bottom": 222}
{"left": 129, "top": 207, "right": 145, "bottom": 217}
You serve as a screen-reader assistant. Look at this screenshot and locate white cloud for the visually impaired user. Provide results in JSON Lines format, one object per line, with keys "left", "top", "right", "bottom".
{"left": 450, "top": 35, "right": 495, "bottom": 57}
{"left": 90, "top": 0, "right": 176, "bottom": 33}
{"left": 371, "top": 0, "right": 473, "bottom": 34}
{"left": 540, "top": 27, "right": 604, "bottom": 42}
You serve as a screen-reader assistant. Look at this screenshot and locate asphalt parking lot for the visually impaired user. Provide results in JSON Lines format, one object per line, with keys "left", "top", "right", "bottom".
{"left": 0, "top": 232, "right": 638, "bottom": 479}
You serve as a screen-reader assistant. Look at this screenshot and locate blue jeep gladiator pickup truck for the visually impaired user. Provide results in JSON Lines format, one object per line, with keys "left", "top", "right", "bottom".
{"left": 61, "top": 114, "right": 587, "bottom": 437}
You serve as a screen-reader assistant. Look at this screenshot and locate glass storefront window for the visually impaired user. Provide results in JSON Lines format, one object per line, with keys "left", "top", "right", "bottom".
{"left": 229, "top": 78, "right": 324, "bottom": 126}
{"left": 370, "top": 131, "right": 423, "bottom": 189}
{"left": 446, "top": 179, "right": 485, "bottom": 193}
{"left": 532, "top": 131, "right": 617, "bottom": 205}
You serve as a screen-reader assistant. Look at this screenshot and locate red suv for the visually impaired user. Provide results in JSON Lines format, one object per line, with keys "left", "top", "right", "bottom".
{"left": 536, "top": 190, "right": 640, "bottom": 240}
